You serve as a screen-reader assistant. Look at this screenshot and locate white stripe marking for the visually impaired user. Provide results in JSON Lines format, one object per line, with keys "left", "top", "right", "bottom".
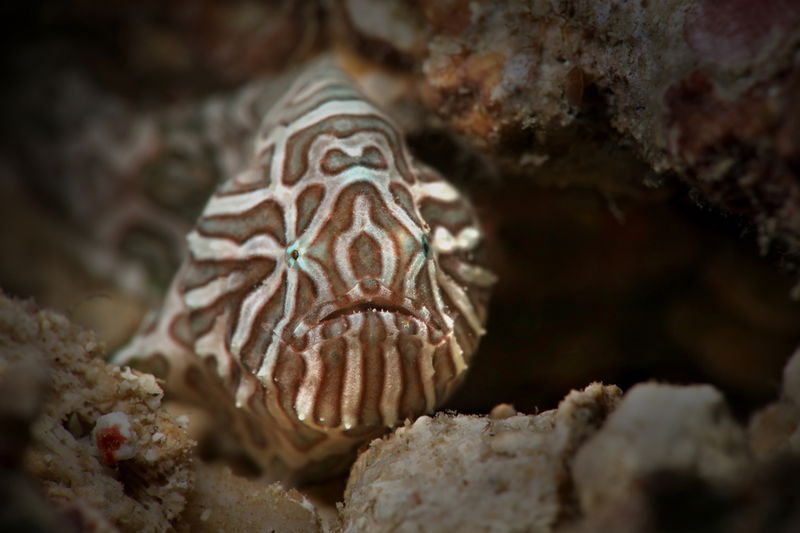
{"left": 229, "top": 271, "right": 285, "bottom": 356}
{"left": 184, "top": 271, "right": 245, "bottom": 309}
{"left": 188, "top": 231, "right": 282, "bottom": 261}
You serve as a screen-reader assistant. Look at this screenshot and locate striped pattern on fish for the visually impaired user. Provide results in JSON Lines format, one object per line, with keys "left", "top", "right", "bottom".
{"left": 113, "top": 61, "right": 495, "bottom": 483}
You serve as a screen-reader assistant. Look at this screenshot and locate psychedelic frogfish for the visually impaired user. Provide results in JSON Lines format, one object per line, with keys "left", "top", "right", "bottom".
{"left": 114, "top": 61, "right": 495, "bottom": 484}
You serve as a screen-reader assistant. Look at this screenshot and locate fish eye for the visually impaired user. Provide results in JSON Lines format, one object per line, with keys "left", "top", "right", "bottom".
{"left": 287, "top": 244, "right": 301, "bottom": 266}
{"left": 421, "top": 236, "right": 430, "bottom": 258}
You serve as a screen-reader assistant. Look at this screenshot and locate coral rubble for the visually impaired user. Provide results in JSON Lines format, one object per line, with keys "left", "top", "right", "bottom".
{"left": 749, "top": 345, "right": 800, "bottom": 459}
{"left": 341, "top": 383, "right": 621, "bottom": 532}
{"left": 0, "top": 292, "right": 194, "bottom": 531}
{"left": 340, "top": 378, "right": 800, "bottom": 532}
{"left": 0, "top": 293, "right": 326, "bottom": 533}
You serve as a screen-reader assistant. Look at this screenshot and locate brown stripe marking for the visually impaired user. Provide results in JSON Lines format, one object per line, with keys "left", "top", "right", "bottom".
{"left": 320, "top": 145, "right": 388, "bottom": 175}
{"left": 272, "top": 345, "right": 306, "bottom": 429}
{"left": 397, "top": 335, "right": 425, "bottom": 420}
{"left": 198, "top": 199, "right": 286, "bottom": 246}
{"left": 315, "top": 337, "right": 347, "bottom": 427}
{"left": 282, "top": 117, "right": 414, "bottom": 186}
{"left": 431, "top": 343, "right": 455, "bottom": 402}
{"left": 419, "top": 197, "right": 474, "bottom": 234}
{"left": 359, "top": 314, "right": 386, "bottom": 428}
{"left": 295, "top": 184, "right": 325, "bottom": 236}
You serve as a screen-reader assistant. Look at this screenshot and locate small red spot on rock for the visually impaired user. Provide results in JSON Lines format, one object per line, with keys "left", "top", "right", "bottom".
{"left": 95, "top": 425, "right": 126, "bottom": 466}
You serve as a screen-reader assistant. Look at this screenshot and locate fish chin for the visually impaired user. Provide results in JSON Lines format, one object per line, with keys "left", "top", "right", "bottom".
{"left": 283, "top": 308, "right": 448, "bottom": 433}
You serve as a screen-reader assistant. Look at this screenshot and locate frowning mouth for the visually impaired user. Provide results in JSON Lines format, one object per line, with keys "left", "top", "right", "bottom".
{"left": 319, "top": 300, "right": 417, "bottom": 323}
{"left": 286, "top": 295, "right": 446, "bottom": 344}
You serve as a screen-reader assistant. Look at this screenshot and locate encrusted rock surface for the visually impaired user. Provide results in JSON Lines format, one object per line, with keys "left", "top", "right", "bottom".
{"left": 0, "top": 293, "right": 333, "bottom": 533}
{"left": 339, "top": 379, "right": 800, "bottom": 533}
{"left": 572, "top": 383, "right": 750, "bottom": 517}
{"left": 0, "top": 292, "right": 195, "bottom": 532}
{"left": 748, "top": 345, "right": 800, "bottom": 459}
{"left": 341, "top": 383, "right": 622, "bottom": 532}
{"left": 183, "top": 462, "right": 323, "bottom": 533}
{"left": 566, "top": 379, "right": 800, "bottom": 533}
{"left": 0, "top": 296, "right": 64, "bottom": 532}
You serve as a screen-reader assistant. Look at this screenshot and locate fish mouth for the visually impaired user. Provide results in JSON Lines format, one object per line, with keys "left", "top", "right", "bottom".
{"left": 319, "top": 300, "right": 417, "bottom": 323}
{"left": 286, "top": 295, "right": 446, "bottom": 348}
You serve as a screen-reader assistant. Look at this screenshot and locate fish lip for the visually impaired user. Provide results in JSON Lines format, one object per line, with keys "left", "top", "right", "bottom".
{"left": 318, "top": 299, "right": 417, "bottom": 323}
{"left": 285, "top": 295, "right": 445, "bottom": 344}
